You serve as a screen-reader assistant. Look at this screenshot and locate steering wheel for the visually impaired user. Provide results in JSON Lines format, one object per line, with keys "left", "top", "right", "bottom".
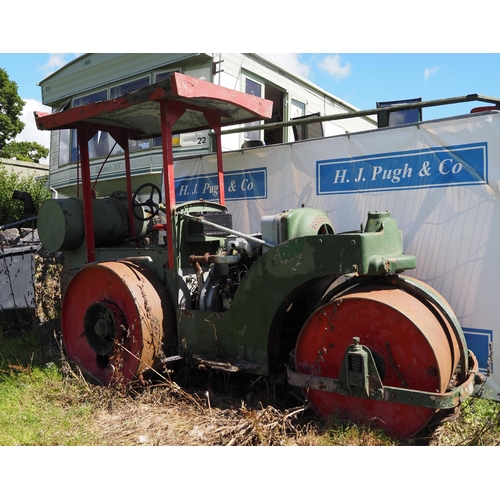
{"left": 132, "top": 183, "right": 162, "bottom": 221}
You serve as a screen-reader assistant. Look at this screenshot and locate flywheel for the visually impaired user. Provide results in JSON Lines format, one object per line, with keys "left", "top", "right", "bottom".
{"left": 61, "top": 260, "right": 175, "bottom": 385}
{"left": 294, "top": 279, "right": 462, "bottom": 438}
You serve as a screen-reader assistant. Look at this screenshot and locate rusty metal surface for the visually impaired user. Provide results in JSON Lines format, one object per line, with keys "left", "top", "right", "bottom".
{"left": 61, "top": 260, "right": 175, "bottom": 385}
{"left": 287, "top": 350, "right": 479, "bottom": 410}
{"left": 293, "top": 285, "right": 462, "bottom": 438}
{"left": 192, "top": 353, "right": 261, "bottom": 373}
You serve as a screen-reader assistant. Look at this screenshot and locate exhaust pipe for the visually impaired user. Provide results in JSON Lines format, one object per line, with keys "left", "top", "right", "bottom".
{"left": 11, "top": 191, "right": 37, "bottom": 229}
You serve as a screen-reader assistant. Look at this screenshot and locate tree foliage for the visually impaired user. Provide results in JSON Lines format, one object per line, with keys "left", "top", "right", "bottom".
{"left": 0, "top": 68, "right": 48, "bottom": 164}
{"left": 0, "top": 68, "right": 25, "bottom": 152}
{"left": 2, "top": 141, "right": 49, "bottom": 163}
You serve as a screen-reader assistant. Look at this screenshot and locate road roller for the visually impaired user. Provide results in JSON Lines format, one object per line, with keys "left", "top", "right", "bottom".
{"left": 34, "top": 73, "right": 480, "bottom": 438}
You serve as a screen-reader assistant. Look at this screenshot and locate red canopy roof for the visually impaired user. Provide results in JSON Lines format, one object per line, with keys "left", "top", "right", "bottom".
{"left": 35, "top": 72, "right": 273, "bottom": 138}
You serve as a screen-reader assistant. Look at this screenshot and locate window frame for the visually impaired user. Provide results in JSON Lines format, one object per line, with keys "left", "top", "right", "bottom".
{"left": 242, "top": 73, "right": 265, "bottom": 143}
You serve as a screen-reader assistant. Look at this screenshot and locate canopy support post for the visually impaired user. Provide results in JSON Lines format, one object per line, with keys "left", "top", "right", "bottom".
{"left": 160, "top": 99, "right": 186, "bottom": 270}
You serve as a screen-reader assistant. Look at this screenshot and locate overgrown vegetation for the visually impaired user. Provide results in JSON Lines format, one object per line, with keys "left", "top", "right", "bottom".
{"left": 1, "top": 252, "right": 500, "bottom": 446}
{"left": 0, "top": 162, "right": 50, "bottom": 226}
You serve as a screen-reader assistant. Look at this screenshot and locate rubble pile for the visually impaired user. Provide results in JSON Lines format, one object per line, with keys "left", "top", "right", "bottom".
{"left": 0, "top": 227, "right": 40, "bottom": 248}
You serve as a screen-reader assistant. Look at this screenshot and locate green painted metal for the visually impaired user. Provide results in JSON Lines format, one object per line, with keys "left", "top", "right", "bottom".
{"left": 273, "top": 206, "right": 334, "bottom": 241}
{"left": 38, "top": 198, "right": 85, "bottom": 252}
{"left": 170, "top": 203, "right": 416, "bottom": 375}
{"left": 286, "top": 341, "right": 480, "bottom": 410}
{"left": 32, "top": 73, "right": 482, "bottom": 426}
{"left": 38, "top": 193, "right": 148, "bottom": 253}
{"left": 38, "top": 186, "right": 479, "bottom": 418}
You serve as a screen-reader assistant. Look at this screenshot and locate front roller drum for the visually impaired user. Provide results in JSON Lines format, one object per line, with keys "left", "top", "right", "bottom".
{"left": 293, "top": 280, "right": 468, "bottom": 438}
{"left": 61, "top": 260, "right": 175, "bottom": 385}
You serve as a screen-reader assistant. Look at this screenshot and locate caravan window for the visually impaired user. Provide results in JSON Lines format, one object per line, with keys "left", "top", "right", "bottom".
{"left": 110, "top": 77, "right": 150, "bottom": 99}
{"left": 74, "top": 90, "right": 108, "bottom": 107}
{"left": 110, "top": 77, "right": 151, "bottom": 153}
{"left": 55, "top": 100, "right": 72, "bottom": 167}
{"left": 291, "top": 98, "right": 323, "bottom": 141}
{"left": 68, "top": 78, "right": 153, "bottom": 163}
{"left": 245, "top": 78, "right": 262, "bottom": 97}
{"left": 58, "top": 129, "right": 70, "bottom": 167}
{"left": 291, "top": 99, "right": 306, "bottom": 141}
{"left": 243, "top": 77, "right": 264, "bottom": 142}
{"left": 69, "top": 90, "right": 109, "bottom": 162}
{"left": 156, "top": 71, "right": 175, "bottom": 83}
{"left": 291, "top": 99, "right": 305, "bottom": 119}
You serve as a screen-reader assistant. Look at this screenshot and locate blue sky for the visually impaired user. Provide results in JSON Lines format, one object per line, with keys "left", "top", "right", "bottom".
{"left": 267, "top": 53, "right": 500, "bottom": 119}
{"left": 2, "top": 52, "right": 500, "bottom": 162}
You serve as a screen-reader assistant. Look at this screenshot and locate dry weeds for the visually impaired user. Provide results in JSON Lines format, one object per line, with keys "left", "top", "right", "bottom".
{"left": 93, "top": 387, "right": 311, "bottom": 446}
{"left": 58, "top": 359, "right": 500, "bottom": 446}
{"left": 52, "top": 360, "right": 399, "bottom": 447}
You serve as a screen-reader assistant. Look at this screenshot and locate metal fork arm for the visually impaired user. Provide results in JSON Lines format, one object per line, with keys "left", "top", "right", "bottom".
{"left": 287, "top": 350, "right": 480, "bottom": 410}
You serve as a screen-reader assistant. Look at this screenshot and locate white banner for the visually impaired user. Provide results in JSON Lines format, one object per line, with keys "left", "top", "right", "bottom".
{"left": 174, "top": 111, "right": 500, "bottom": 398}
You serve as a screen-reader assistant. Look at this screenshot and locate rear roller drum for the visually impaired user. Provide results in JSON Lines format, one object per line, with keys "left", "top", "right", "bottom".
{"left": 61, "top": 260, "right": 175, "bottom": 385}
{"left": 294, "top": 280, "right": 461, "bottom": 438}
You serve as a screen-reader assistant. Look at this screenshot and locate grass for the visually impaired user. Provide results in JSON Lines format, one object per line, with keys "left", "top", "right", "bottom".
{"left": 0, "top": 321, "right": 100, "bottom": 446}
{"left": 430, "top": 393, "right": 500, "bottom": 446}
{"left": 0, "top": 364, "right": 96, "bottom": 445}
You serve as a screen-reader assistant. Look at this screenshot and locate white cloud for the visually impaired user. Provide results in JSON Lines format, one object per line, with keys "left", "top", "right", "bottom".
{"left": 259, "top": 53, "right": 311, "bottom": 79}
{"left": 39, "top": 53, "right": 81, "bottom": 78}
{"left": 424, "top": 66, "right": 440, "bottom": 79}
{"left": 17, "top": 99, "right": 52, "bottom": 164}
{"left": 318, "top": 54, "right": 351, "bottom": 80}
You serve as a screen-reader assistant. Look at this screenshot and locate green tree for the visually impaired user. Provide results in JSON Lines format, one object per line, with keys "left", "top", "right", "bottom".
{"left": 0, "top": 68, "right": 48, "bottom": 164}
{"left": 0, "top": 68, "right": 25, "bottom": 152}
{"left": 2, "top": 141, "right": 49, "bottom": 163}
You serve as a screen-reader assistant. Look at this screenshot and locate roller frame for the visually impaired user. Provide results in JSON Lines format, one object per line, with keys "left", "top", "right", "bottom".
{"left": 287, "top": 346, "right": 479, "bottom": 411}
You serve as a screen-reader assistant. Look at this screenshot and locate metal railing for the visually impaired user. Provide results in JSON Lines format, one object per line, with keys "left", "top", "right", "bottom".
{"left": 220, "top": 93, "right": 500, "bottom": 136}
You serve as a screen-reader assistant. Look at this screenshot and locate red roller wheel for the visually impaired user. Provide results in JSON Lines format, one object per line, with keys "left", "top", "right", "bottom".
{"left": 295, "top": 283, "right": 459, "bottom": 438}
{"left": 61, "top": 260, "right": 175, "bottom": 385}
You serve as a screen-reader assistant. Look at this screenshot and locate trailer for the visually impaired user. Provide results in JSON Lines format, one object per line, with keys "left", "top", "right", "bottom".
{"left": 34, "top": 73, "right": 481, "bottom": 438}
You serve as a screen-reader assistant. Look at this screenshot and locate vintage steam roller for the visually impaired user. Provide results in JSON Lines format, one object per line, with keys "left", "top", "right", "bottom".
{"left": 35, "top": 73, "right": 480, "bottom": 438}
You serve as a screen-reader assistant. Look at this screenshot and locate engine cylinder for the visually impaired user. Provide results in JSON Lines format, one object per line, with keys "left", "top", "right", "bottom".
{"left": 261, "top": 207, "right": 334, "bottom": 252}
{"left": 38, "top": 193, "right": 147, "bottom": 252}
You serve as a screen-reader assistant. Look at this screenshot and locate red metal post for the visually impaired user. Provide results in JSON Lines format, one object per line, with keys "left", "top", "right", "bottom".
{"left": 110, "top": 130, "right": 135, "bottom": 243}
{"left": 78, "top": 126, "right": 96, "bottom": 263}
{"left": 215, "top": 128, "right": 225, "bottom": 205}
{"left": 160, "top": 99, "right": 186, "bottom": 269}
{"left": 122, "top": 139, "right": 136, "bottom": 244}
{"left": 203, "top": 110, "right": 225, "bottom": 205}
